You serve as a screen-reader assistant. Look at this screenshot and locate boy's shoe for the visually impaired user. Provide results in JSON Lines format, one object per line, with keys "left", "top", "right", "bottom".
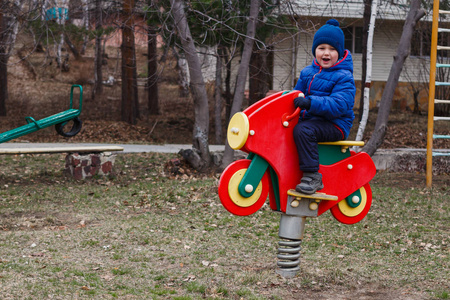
{"left": 295, "top": 172, "right": 324, "bottom": 195}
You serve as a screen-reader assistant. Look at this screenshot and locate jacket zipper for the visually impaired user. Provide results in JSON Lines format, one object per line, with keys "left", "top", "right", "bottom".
{"left": 308, "top": 66, "right": 322, "bottom": 95}
{"left": 303, "top": 66, "right": 322, "bottom": 119}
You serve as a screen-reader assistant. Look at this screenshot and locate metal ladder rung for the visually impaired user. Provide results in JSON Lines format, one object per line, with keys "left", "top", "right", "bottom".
{"left": 434, "top": 116, "right": 450, "bottom": 121}
{"left": 437, "top": 45, "right": 450, "bottom": 50}
{"left": 435, "top": 81, "right": 450, "bottom": 86}
{"left": 435, "top": 99, "right": 450, "bottom": 104}
{"left": 433, "top": 134, "right": 450, "bottom": 139}
{"left": 439, "top": 9, "right": 450, "bottom": 14}
{"left": 436, "top": 63, "right": 450, "bottom": 68}
{"left": 432, "top": 152, "right": 450, "bottom": 157}
{"left": 438, "top": 28, "right": 450, "bottom": 33}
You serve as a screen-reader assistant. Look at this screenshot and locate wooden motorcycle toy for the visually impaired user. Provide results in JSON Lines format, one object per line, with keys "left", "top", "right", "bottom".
{"left": 218, "top": 90, "right": 376, "bottom": 277}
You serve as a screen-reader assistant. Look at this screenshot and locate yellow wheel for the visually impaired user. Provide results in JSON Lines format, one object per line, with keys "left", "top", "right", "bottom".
{"left": 218, "top": 159, "right": 269, "bottom": 216}
{"left": 228, "top": 168, "right": 263, "bottom": 207}
{"left": 330, "top": 184, "right": 372, "bottom": 225}
{"left": 337, "top": 187, "right": 367, "bottom": 217}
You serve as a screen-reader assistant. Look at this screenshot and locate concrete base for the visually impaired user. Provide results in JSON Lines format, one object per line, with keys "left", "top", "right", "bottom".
{"left": 276, "top": 266, "right": 300, "bottom": 278}
{"left": 65, "top": 152, "right": 116, "bottom": 180}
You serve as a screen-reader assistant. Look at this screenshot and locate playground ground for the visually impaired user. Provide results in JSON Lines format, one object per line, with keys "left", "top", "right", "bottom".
{"left": 0, "top": 152, "right": 448, "bottom": 299}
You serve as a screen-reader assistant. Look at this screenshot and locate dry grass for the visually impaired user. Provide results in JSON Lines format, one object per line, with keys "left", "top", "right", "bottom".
{"left": 0, "top": 153, "right": 448, "bottom": 299}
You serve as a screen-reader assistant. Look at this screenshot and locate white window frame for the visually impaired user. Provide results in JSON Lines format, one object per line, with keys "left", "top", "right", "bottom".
{"left": 343, "top": 26, "right": 363, "bottom": 54}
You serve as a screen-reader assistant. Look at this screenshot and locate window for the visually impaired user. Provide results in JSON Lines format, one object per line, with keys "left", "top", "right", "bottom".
{"left": 411, "top": 25, "right": 450, "bottom": 57}
{"left": 343, "top": 26, "right": 363, "bottom": 54}
{"left": 411, "top": 28, "right": 432, "bottom": 57}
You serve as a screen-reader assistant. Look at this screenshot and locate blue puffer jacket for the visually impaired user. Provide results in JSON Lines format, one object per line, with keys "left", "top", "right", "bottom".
{"left": 293, "top": 50, "right": 356, "bottom": 139}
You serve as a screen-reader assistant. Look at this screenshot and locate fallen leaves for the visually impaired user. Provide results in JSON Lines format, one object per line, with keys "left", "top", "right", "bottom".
{"left": 201, "top": 260, "right": 219, "bottom": 268}
{"left": 30, "top": 253, "right": 45, "bottom": 257}
{"left": 100, "top": 274, "right": 114, "bottom": 281}
{"left": 183, "top": 274, "right": 196, "bottom": 282}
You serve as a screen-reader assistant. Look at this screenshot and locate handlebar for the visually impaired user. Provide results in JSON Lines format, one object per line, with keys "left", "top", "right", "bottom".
{"left": 283, "top": 107, "right": 300, "bottom": 122}
{"left": 281, "top": 92, "right": 304, "bottom": 127}
{"left": 70, "top": 84, "right": 83, "bottom": 111}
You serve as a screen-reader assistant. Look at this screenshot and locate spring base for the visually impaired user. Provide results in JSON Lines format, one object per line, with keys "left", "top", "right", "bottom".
{"left": 276, "top": 239, "right": 301, "bottom": 278}
{"left": 276, "top": 214, "right": 306, "bottom": 278}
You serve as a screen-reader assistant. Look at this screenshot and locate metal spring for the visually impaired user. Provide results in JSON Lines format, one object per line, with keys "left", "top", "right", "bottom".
{"left": 277, "top": 239, "right": 301, "bottom": 271}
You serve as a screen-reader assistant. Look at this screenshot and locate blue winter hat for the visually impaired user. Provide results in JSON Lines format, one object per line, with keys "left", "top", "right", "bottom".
{"left": 312, "top": 19, "right": 345, "bottom": 59}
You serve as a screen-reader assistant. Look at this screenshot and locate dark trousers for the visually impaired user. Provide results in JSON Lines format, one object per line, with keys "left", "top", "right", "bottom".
{"left": 293, "top": 119, "right": 344, "bottom": 173}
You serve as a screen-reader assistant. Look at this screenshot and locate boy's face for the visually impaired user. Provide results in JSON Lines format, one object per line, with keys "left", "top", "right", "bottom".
{"left": 315, "top": 44, "right": 339, "bottom": 68}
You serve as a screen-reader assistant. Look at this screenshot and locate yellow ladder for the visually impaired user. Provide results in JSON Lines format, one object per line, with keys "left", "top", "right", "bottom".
{"left": 427, "top": 0, "right": 450, "bottom": 187}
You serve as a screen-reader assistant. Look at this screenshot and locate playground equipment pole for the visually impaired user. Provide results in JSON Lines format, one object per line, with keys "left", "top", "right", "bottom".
{"left": 426, "top": 0, "right": 439, "bottom": 187}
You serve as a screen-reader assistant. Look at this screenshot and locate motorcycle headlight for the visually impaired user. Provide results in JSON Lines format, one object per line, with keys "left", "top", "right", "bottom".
{"left": 227, "top": 112, "right": 249, "bottom": 150}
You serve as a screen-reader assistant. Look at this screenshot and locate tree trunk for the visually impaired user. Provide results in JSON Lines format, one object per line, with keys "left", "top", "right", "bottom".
{"left": 354, "top": 0, "right": 378, "bottom": 146}
{"left": 214, "top": 45, "right": 224, "bottom": 144}
{"left": 170, "top": 0, "right": 211, "bottom": 171}
{"left": 80, "top": 0, "right": 89, "bottom": 55}
{"left": 147, "top": 26, "right": 159, "bottom": 115}
{"left": 0, "top": 55, "right": 7, "bottom": 117}
{"left": 40, "top": 0, "right": 47, "bottom": 21}
{"left": 224, "top": 48, "right": 232, "bottom": 121}
{"left": 173, "top": 48, "right": 190, "bottom": 98}
{"left": 220, "top": 0, "right": 261, "bottom": 170}
{"left": 56, "top": 33, "right": 64, "bottom": 69}
{"left": 362, "top": 0, "right": 425, "bottom": 156}
{"left": 413, "top": 89, "right": 420, "bottom": 114}
{"left": 121, "top": 0, "right": 139, "bottom": 124}
{"left": 64, "top": 34, "right": 81, "bottom": 60}
{"left": 93, "top": 0, "right": 103, "bottom": 98}
{"left": 0, "top": 1, "right": 22, "bottom": 116}
{"left": 55, "top": 3, "right": 65, "bottom": 70}
{"left": 249, "top": 48, "right": 269, "bottom": 106}
{"left": 358, "top": 0, "right": 372, "bottom": 122}
{"left": 0, "top": 10, "right": 7, "bottom": 116}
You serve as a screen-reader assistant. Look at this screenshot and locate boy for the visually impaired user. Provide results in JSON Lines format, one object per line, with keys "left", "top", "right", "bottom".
{"left": 293, "top": 19, "right": 356, "bottom": 194}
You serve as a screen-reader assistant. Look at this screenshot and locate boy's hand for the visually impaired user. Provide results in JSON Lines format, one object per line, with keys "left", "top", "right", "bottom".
{"left": 294, "top": 96, "right": 311, "bottom": 110}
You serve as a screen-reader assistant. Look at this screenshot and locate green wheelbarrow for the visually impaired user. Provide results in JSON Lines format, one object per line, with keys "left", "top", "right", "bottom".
{"left": 0, "top": 84, "right": 83, "bottom": 144}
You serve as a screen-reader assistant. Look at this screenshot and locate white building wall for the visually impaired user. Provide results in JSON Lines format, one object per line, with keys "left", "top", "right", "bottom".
{"left": 211, "top": 1, "right": 438, "bottom": 94}
{"left": 272, "top": 37, "right": 296, "bottom": 90}
{"left": 370, "top": 20, "right": 400, "bottom": 81}
{"left": 358, "top": 20, "right": 430, "bottom": 83}
{"left": 271, "top": 19, "right": 428, "bottom": 92}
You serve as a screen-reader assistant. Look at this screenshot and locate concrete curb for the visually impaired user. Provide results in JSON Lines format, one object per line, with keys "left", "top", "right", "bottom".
{"left": 0, "top": 143, "right": 223, "bottom": 154}
{"left": 372, "top": 148, "right": 449, "bottom": 174}
{"left": 0, "top": 143, "right": 448, "bottom": 174}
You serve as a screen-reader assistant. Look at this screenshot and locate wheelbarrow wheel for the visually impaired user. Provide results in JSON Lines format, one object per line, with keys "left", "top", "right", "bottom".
{"left": 218, "top": 159, "right": 270, "bottom": 216}
{"left": 330, "top": 183, "right": 372, "bottom": 225}
{"left": 55, "top": 117, "right": 82, "bottom": 137}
